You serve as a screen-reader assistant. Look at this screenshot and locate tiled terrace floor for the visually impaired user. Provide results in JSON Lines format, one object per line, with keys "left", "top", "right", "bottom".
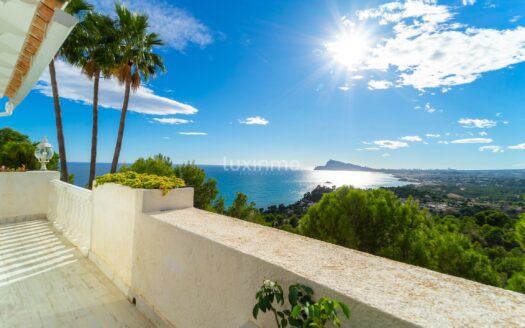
{"left": 0, "top": 219, "right": 153, "bottom": 328}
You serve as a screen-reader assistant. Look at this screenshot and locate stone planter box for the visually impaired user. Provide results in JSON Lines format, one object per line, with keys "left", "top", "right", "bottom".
{"left": 89, "top": 183, "right": 194, "bottom": 295}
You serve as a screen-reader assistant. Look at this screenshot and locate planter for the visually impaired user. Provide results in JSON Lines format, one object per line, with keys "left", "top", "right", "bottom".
{"left": 89, "top": 183, "right": 194, "bottom": 295}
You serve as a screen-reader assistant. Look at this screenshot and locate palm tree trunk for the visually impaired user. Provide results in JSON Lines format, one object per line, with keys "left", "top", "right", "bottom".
{"left": 88, "top": 70, "right": 100, "bottom": 189}
{"left": 110, "top": 78, "right": 131, "bottom": 173}
{"left": 49, "top": 59, "right": 68, "bottom": 182}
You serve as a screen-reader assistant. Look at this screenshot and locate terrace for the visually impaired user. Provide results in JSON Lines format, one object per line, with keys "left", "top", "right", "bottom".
{"left": 0, "top": 1, "right": 524, "bottom": 327}
{"left": 1, "top": 171, "right": 524, "bottom": 327}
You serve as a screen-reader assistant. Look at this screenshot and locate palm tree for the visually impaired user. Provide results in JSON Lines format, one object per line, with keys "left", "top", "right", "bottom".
{"left": 49, "top": 0, "right": 92, "bottom": 182}
{"left": 64, "top": 13, "right": 117, "bottom": 189}
{"left": 110, "top": 4, "right": 165, "bottom": 173}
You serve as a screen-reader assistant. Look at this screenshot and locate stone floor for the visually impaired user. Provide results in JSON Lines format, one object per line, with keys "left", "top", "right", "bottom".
{"left": 0, "top": 219, "right": 153, "bottom": 328}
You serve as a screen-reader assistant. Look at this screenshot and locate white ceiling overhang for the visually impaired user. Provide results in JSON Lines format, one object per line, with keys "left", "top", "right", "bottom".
{"left": 0, "top": 0, "right": 77, "bottom": 116}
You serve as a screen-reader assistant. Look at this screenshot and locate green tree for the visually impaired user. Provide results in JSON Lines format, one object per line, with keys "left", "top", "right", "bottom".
{"left": 0, "top": 140, "right": 38, "bottom": 169}
{"left": 110, "top": 4, "right": 165, "bottom": 173}
{"left": 0, "top": 128, "right": 58, "bottom": 170}
{"left": 122, "top": 156, "right": 220, "bottom": 211}
{"left": 213, "top": 196, "right": 225, "bottom": 214}
{"left": 64, "top": 12, "right": 117, "bottom": 189}
{"left": 425, "top": 227, "right": 501, "bottom": 286}
{"left": 49, "top": 0, "right": 93, "bottom": 181}
{"left": 226, "top": 192, "right": 263, "bottom": 223}
{"left": 474, "top": 210, "right": 512, "bottom": 228}
{"left": 507, "top": 272, "right": 525, "bottom": 293}
{"left": 173, "top": 162, "right": 219, "bottom": 210}
{"left": 516, "top": 214, "right": 525, "bottom": 251}
{"left": 299, "top": 187, "right": 427, "bottom": 255}
{"left": 299, "top": 186, "right": 504, "bottom": 288}
{"left": 123, "top": 154, "right": 174, "bottom": 177}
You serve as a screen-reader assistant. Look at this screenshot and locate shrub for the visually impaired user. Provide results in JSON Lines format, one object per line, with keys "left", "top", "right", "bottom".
{"left": 121, "top": 153, "right": 175, "bottom": 177}
{"left": 0, "top": 128, "right": 59, "bottom": 170}
{"left": 253, "top": 280, "right": 350, "bottom": 327}
{"left": 0, "top": 164, "right": 27, "bottom": 172}
{"left": 95, "top": 171, "right": 185, "bottom": 195}
{"left": 174, "top": 162, "right": 219, "bottom": 210}
{"left": 122, "top": 155, "right": 220, "bottom": 210}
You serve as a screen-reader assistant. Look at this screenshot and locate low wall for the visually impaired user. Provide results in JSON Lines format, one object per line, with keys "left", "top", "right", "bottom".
{"left": 0, "top": 171, "right": 59, "bottom": 222}
{"left": 89, "top": 184, "right": 194, "bottom": 294}
{"left": 131, "top": 209, "right": 525, "bottom": 328}
{"left": 3, "top": 175, "right": 523, "bottom": 327}
{"left": 86, "top": 184, "right": 525, "bottom": 328}
{"left": 48, "top": 180, "right": 92, "bottom": 255}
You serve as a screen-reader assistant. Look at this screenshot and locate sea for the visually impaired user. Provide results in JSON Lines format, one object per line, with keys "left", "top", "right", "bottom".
{"left": 68, "top": 163, "right": 409, "bottom": 208}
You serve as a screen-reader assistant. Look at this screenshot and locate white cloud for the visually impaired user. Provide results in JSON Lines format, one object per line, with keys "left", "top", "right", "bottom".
{"left": 178, "top": 132, "right": 207, "bottom": 136}
{"left": 400, "top": 135, "right": 422, "bottom": 142}
{"left": 495, "top": 112, "right": 502, "bottom": 117}
{"left": 458, "top": 118, "right": 497, "bottom": 129}
{"left": 508, "top": 143, "right": 525, "bottom": 150}
{"left": 438, "top": 140, "right": 449, "bottom": 144}
{"left": 373, "top": 140, "right": 409, "bottom": 149}
{"left": 152, "top": 118, "right": 192, "bottom": 124}
{"left": 424, "top": 103, "right": 437, "bottom": 113}
{"left": 368, "top": 80, "right": 393, "bottom": 90}
{"left": 382, "top": 153, "right": 391, "bottom": 157}
{"left": 462, "top": 0, "right": 476, "bottom": 5}
{"left": 239, "top": 116, "right": 269, "bottom": 125}
{"left": 331, "top": 1, "right": 525, "bottom": 90}
{"left": 479, "top": 145, "right": 503, "bottom": 153}
{"left": 92, "top": 0, "right": 212, "bottom": 50}
{"left": 510, "top": 16, "right": 521, "bottom": 23}
{"left": 479, "top": 131, "right": 488, "bottom": 136}
{"left": 356, "top": 147, "right": 380, "bottom": 151}
{"left": 338, "top": 84, "right": 351, "bottom": 91}
{"left": 426, "top": 133, "right": 440, "bottom": 138}
{"left": 451, "top": 138, "right": 493, "bottom": 144}
{"left": 36, "top": 61, "right": 198, "bottom": 116}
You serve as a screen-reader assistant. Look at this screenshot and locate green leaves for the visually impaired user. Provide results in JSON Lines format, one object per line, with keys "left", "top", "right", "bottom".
{"left": 252, "top": 280, "right": 350, "bottom": 328}
{"left": 0, "top": 128, "right": 59, "bottom": 171}
{"left": 94, "top": 171, "right": 185, "bottom": 195}
{"left": 225, "top": 192, "right": 264, "bottom": 224}
{"left": 174, "top": 162, "right": 219, "bottom": 210}
{"left": 123, "top": 154, "right": 175, "bottom": 178}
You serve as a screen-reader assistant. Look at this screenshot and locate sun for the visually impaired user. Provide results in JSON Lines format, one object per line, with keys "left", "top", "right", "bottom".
{"left": 325, "top": 31, "right": 370, "bottom": 71}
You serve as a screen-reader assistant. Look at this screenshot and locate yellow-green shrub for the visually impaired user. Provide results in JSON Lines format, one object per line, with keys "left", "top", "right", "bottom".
{"left": 95, "top": 171, "right": 185, "bottom": 195}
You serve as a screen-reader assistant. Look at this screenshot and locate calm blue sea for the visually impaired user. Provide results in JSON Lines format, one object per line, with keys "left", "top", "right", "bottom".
{"left": 68, "top": 163, "right": 408, "bottom": 208}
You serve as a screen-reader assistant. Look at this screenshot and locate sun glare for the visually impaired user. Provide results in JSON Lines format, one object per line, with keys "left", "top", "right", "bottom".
{"left": 325, "top": 31, "right": 370, "bottom": 71}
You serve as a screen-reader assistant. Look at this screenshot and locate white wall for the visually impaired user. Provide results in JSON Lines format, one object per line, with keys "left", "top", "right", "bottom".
{"left": 90, "top": 183, "right": 142, "bottom": 292}
{"left": 0, "top": 171, "right": 59, "bottom": 222}
{"left": 3, "top": 176, "right": 524, "bottom": 328}
{"left": 89, "top": 184, "right": 194, "bottom": 294}
{"left": 47, "top": 180, "right": 92, "bottom": 255}
{"left": 86, "top": 184, "right": 525, "bottom": 328}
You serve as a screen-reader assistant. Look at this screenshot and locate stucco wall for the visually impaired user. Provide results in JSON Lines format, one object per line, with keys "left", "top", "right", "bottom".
{"left": 89, "top": 184, "right": 194, "bottom": 294}
{"left": 0, "top": 171, "right": 59, "bottom": 221}
{"left": 3, "top": 176, "right": 523, "bottom": 327}
{"left": 47, "top": 180, "right": 92, "bottom": 255}
{"left": 90, "top": 183, "right": 143, "bottom": 292}
{"left": 131, "top": 208, "right": 525, "bottom": 328}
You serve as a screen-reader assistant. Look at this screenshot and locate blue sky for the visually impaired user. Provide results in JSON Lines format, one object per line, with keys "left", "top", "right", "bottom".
{"left": 2, "top": 0, "right": 525, "bottom": 169}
